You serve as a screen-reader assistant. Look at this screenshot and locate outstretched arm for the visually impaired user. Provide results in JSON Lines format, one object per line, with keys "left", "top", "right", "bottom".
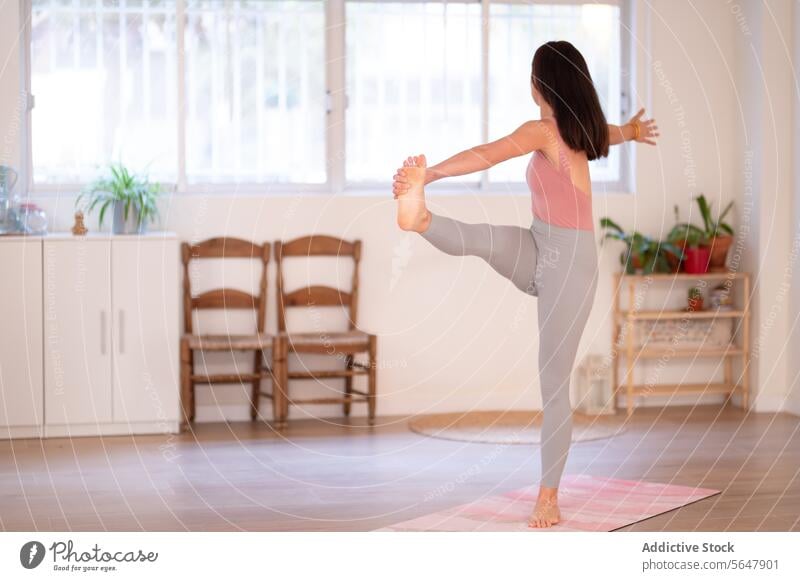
{"left": 393, "top": 120, "right": 552, "bottom": 196}
{"left": 610, "top": 108, "right": 659, "bottom": 146}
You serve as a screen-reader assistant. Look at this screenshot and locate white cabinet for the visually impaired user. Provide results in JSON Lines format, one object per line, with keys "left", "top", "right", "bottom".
{"left": 1, "top": 233, "right": 180, "bottom": 439}
{"left": 44, "top": 237, "right": 113, "bottom": 427}
{"left": 0, "top": 239, "right": 43, "bottom": 438}
{"left": 111, "top": 238, "right": 179, "bottom": 425}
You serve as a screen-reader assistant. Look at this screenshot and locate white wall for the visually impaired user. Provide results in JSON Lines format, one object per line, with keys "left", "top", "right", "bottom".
{"left": 786, "top": 0, "right": 800, "bottom": 417}
{"left": 1, "top": 0, "right": 791, "bottom": 421}
{"left": 734, "top": 0, "right": 796, "bottom": 414}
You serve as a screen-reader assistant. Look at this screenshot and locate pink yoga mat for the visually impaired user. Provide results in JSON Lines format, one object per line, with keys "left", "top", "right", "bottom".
{"left": 377, "top": 474, "right": 720, "bottom": 532}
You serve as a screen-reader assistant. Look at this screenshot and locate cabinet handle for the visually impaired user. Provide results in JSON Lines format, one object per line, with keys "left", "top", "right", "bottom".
{"left": 100, "top": 310, "right": 107, "bottom": 355}
{"left": 118, "top": 309, "right": 125, "bottom": 354}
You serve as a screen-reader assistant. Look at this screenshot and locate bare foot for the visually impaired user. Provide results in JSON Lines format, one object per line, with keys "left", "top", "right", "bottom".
{"left": 395, "top": 154, "right": 431, "bottom": 233}
{"left": 528, "top": 489, "right": 561, "bottom": 528}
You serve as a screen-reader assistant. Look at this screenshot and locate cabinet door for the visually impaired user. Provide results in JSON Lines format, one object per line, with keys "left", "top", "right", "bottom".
{"left": 0, "top": 240, "right": 43, "bottom": 429}
{"left": 44, "top": 239, "right": 113, "bottom": 425}
{"left": 112, "top": 238, "right": 179, "bottom": 424}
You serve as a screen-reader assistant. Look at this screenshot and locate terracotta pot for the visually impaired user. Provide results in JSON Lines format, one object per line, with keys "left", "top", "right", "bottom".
{"left": 707, "top": 235, "right": 733, "bottom": 272}
{"left": 687, "top": 296, "right": 704, "bottom": 311}
{"left": 624, "top": 250, "right": 643, "bottom": 271}
{"left": 683, "top": 245, "right": 711, "bottom": 274}
{"left": 666, "top": 240, "right": 686, "bottom": 273}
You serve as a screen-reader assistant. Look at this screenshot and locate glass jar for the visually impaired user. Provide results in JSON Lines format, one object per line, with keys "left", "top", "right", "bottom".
{"left": 11, "top": 203, "right": 48, "bottom": 235}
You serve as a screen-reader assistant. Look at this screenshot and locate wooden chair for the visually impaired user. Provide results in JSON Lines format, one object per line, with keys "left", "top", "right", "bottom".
{"left": 179, "top": 237, "right": 286, "bottom": 431}
{"left": 273, "top": 235, "right": 377, "bottom": 428}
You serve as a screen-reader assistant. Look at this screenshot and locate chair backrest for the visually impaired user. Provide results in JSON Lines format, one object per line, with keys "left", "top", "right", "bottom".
{"left": 181, "top": 237, "right": 271, "bottom": 334}
{"left": 273, "top": 235, "right": 362, "bottom": 333}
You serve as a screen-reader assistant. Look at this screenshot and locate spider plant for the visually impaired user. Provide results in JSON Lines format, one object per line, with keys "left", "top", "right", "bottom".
{"left": 599, "top": 217, "right": 682, "bottom": 274}
{"left": 77, "top": 163, "right": 161, "bottom": 233}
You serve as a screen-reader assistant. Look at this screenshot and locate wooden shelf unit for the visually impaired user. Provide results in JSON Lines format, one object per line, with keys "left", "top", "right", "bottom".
{"left": 611, "top": 271, "right": 751, "bottom": 416}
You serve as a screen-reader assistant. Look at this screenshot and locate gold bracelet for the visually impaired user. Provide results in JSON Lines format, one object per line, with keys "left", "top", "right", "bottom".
{"left": 629, "top": 121, "right": 640, "bottom": 141}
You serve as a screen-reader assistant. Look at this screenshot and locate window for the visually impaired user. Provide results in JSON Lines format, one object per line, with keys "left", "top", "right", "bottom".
{"left": 183, "top": 0, "right": 326, "bottom": 183}
{"left": 345, "top": 1, "right": 482, "bottom": 183}
{"left": 488, "top": 2, "right": 623, "bottom": 185}
{"left": 30, "top": 0, "right": 178, "bottom": 184}
{"left": 25, "top": 0, "right": 631, "bottom": 192}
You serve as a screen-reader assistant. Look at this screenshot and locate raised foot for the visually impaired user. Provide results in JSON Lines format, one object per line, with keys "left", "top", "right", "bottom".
{"left": 528, "top": 496, "right": 561, "bottom": 528}
{"left": 395, "top": 155, "right": 431, "bottom": 233}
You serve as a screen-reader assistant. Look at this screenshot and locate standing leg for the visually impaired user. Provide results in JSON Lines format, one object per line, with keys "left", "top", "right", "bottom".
{"left": 529, "top": 221, "right": 599, "bottom": 527}
{"left": 420, "top": 212, "right": 539, "bottom": 296}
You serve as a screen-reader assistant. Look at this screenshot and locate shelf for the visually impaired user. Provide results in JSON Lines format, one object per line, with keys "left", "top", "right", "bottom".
{"left": 615, "top": 346, "right": 744, "bottom": 359}
{"left": 615, "top": 383, "right": 741, "bottom": 397}
{"left": 618, "top": 271, "right": 747, "bottom": 281}
{"left": 616, "top": 309, "right": 746, "bottom": 320}
{"left": 612, "top": 270, "right": 751, "bottom": 415}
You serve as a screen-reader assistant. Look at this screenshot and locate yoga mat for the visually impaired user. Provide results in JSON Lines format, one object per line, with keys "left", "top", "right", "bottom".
{"left": 377, "top": 474, "right": 720, "bottom": 532}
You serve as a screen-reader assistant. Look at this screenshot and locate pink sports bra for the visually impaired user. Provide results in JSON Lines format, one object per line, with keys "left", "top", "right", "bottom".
{"left": 525, "top": 125, "right": 594, "bottom": 232}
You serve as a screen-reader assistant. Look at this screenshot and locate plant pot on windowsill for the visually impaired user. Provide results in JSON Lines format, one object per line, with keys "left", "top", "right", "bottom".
{"left": 77, "top": 163, "right": 162, "bottom": 236}
{"left": 113, "top": 201, "right": 148, "bottom": 234}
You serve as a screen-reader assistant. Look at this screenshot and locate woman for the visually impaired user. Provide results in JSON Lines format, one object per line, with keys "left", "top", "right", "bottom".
{"left": 392, "top": 40, "right": 658, "bottom": 528}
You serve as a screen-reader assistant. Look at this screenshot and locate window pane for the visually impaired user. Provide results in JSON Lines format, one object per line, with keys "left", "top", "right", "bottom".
{"left": 346, "top": 1, "right": 482, "bottom": 183}
{"left": 184, "top": 0, "right": 326, "bottom": 184}
{"left": 31, "top": 0, "right": 178, "bottom": 184}
{"left": 489, "top": 3, "right": 621, "bottom": 184}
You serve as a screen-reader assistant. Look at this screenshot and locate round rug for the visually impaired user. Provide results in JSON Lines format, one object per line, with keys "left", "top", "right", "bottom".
{"left": 408, "top": 410, "right": 627, "bottom": 444}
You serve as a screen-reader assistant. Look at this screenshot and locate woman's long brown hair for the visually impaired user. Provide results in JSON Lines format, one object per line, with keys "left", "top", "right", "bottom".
{"left": 532, "top": 40, "right": 610, "bottom": 160}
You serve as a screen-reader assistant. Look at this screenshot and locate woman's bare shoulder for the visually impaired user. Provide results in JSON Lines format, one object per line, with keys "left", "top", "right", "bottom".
{"left": 523, "top": 118, "right": 559, "bottom": 151}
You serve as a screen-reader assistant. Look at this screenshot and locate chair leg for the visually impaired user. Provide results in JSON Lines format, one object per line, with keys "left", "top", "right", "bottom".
{"left": 189, "top": 349, "right": 196, "bottom": 423}
{"left": 367, "top": 335, "right": 377, "bottom": 426}
{"left": 272, "top": 336, "right": 288, "bottom": 429}
{"left": 269, "top": 357, "right": 281, "bottom": 428}
{"left": 251, "top": 349, "right": 263, "bottom": 421}
{"left": 343, "top": 354, "right": 354, "bottom": 417}
{"left": 281, "top": 350, "right": 290, "bottom": 429}
{"left": 180, "top": 340, "right": 193, "bottom": 431}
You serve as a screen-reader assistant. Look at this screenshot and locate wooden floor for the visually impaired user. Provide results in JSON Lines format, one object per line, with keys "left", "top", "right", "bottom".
{"left": 1, "top": 403, "right": 798, "bottom": 531}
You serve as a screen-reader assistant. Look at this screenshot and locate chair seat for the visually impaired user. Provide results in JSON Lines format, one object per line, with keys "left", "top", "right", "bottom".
{"left": 183, "top": 333, "right": 274, "bottom": 351}
{"left": 280, "top": 329, "right": 372, "bottom": 354}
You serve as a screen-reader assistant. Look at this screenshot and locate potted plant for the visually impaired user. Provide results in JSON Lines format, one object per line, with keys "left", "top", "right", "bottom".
{"left": 695, "top": 193, "right": 734, "bottom": 272}
{"left": 77, "top": 163, "right": 162, "bottom": 234}
{"left": 599, "top": 217, "right": 681, "bottom": 274}
{"left": 665, "top": 204, "right": 706, "bottom": 272}
{"left": 687, "top": 286, "right": 704, "bottom": 311}
{"left": 681, "top": 225, "right": 711, "bottom": 274}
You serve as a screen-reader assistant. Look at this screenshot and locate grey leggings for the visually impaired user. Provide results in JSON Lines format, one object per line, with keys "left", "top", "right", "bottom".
{"left": 420, "top": 211, "right": 599, "bottom": 488}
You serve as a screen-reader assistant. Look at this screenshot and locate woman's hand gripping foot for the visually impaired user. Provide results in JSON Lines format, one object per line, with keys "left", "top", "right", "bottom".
{"left": 393, "top": 154, "right": 431, "bottom": 233}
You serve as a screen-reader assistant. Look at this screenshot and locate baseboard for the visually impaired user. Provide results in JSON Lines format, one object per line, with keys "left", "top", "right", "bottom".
{"left": 752, "top": 393, "right": 788, "bottom": 413}
{"left": 42, "top": 421, "right": 180, "bottom": 438}
{"left": 0, "top": 425, "right": 44, "bottom": 440}
{"left": 779, "top": 394, "right": 800, "bottom": 416}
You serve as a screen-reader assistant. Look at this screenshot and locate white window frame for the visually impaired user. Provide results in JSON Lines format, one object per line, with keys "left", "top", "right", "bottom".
{"left": 20, "top": 0, "right": 636, "bottom": 196}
